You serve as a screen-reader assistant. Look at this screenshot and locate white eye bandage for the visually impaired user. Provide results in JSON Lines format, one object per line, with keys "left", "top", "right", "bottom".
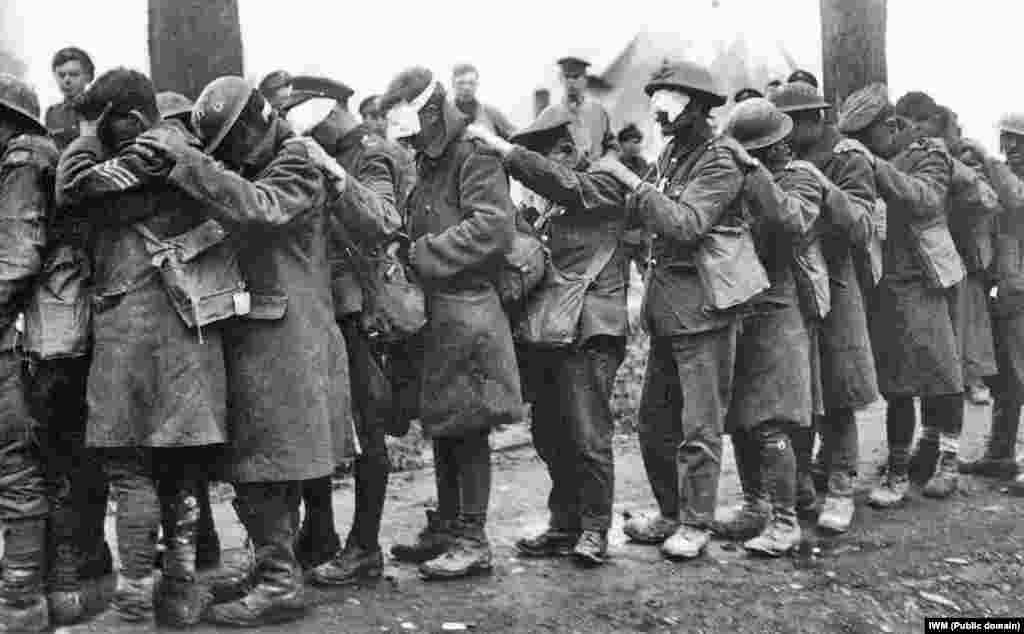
{"left": 651, "top": 89, "right": 691, "bottom": 122}
{"left": 285, "top": 97, "right": 337, "bottom": 136}
{"left": 386, "top": 79, "right": 438, "bottom": 141}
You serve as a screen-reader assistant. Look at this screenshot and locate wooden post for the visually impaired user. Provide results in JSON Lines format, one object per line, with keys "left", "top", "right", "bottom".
{"left": 148, "top": 0, "right": 244, "bottom": 99}
{"left": 820, "top": 0, "right": 887, "bottom": 108}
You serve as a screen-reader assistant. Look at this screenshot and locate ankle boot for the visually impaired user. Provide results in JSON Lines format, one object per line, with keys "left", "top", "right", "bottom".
{"left": 711, "top": 495, "right": 770, "bottom": 541}
{"left": 204, "top": 546, "right": 306, "bottom": 627}
{"left": 391, "top": 510, "right": 456, "bottom": 563}
{"left": 744, "top": 511, "right": 802, "bottom": 557}
{"left": 923, "top": 451, "right": 960, "bottom": 498}
{"left": 0, "top": 519, "right": 49, "bottom": 633}
{"left": 419, "top": 518, "right": 492, "bottom": 580}
{"left": 818, "top": 472, "right": 855, "bottom": 534}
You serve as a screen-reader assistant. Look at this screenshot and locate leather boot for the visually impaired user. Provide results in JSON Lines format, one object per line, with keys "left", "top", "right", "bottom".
{"left": 572, "top": 530, "right": 608, "bottom": 567}
{"left": 959, "top": 400, "right": 1021, "bottom": 478}
{"left": 516, "top": 528, "right": 580, "bottom": 558}
{"left": 419, "top": 518, "right": 492, "bottom": 581}
{"left": 744, "top": 512, "right": 802, "bottom": 557}
{"left": 818, "top": 472, "right": 855, "bottom": 534}
{"left": 712, "top": 495, "right": 770, "bottom": 541}
{"left": 310, "top": 542, "right": 383, "bottom": 587}
{"left": 923, "top": 451, "right": 959, "bottom": 499}
{"left": 869, "top": 449, "right": 910, "bottom": 509}
{"left": 0, "top": 519, "right": 49, "bottom": 633}
{"left": 204, "top": 547, "right": 305, "bottom": 626}
{"left": 391, "top": 510, "right": 455, "bottom": 563}
{"left": 205, "top": 484, "right": 306, "bottom": 627}
{"left": 155, "top": 493, "right": 213, "bottom": 628}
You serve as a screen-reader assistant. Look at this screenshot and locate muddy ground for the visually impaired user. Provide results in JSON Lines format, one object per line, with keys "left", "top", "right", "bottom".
{"left": 63, "top": 394, "right": 1024, "bottom": 634}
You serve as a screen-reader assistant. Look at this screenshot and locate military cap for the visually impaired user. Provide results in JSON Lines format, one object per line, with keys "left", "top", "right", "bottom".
{"left": 770, "top": 81, "right": 829, "bottom": 113}
{"left": 733, "top": 88, "right": 764, "bottom": 103}
{"left": 837, "top": 83, "right": 890, "bottom": 133}
{"left": 281, "top": 75, "right": 355, "bottom": 112}
{"left": 511, "top": 108, "right": 573, "bottom": 152}
{"left": 644, "top": 59, "right": 726, "bottom": 107}
{"left": 786, "top": 69, "right": 819, "bottom": 89}
{"left": 156, "top": 91, "right": 193, "bottom": 121}
{"left": 997, "top": 112, "right": 1024, "bottom": 137}
{"left": 617, "top": 123, "right": 643, "bottom": 143}
{"left": 557, "top": 56, "right": 591, "bottom": 76}
{"left": 258, "top": 70, "right": 292, "bottom": 98}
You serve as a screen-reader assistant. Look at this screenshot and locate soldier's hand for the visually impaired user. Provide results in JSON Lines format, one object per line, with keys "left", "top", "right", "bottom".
{"left": 134, "top": 124, "right": 197, "bottom": 162}
{"left": 590, "top": 156, "right": 642, "bottom": 190}
{"left": 730, "top": 143, "right": 760, "bottom": 170}
{"left": 287, "top": 137, "right": 349, "bottom": 189}
{"left": 466, "top": 124, "right": 514, "bottom": 156}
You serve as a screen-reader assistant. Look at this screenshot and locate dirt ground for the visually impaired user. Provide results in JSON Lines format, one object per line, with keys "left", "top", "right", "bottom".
{"left": 62, "top": 396, "right": 1024, "bottom": 634}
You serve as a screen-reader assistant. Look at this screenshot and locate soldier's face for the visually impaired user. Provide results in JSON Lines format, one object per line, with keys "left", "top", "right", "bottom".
{"left": 1001, "top": 131, "right": 1024, "bottom": 171}
{"left": 453, "top": 72, "right": 479, "bottom": 104}
{"left": 789, "top": 110, "right": 824, "bottom": 154}
{"left": 544, "top": 135, "right": 580, "bottom": 169}
{"left": 620, "top": 137, "right": 642, "bottom": 158}
{"left": 861, "top": 116, "right": 899, "bottom": 158}
{"left": 54, "top": 61, "right": 90, "bottom": 100}
{"left": 268, "top": 85, "right": 293, "bottom": 111}
{"left": 561, "top": 71, "right": 587, "bottom": 100}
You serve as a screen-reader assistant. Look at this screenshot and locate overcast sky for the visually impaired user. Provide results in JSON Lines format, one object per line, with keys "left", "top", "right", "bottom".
{"left": 6, "top": 0, "right": 1024, "bottom": 150}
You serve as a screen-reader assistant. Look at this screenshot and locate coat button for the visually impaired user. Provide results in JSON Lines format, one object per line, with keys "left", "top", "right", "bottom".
{"left": 541, "top": 236, "right": 550, "bottom": 243}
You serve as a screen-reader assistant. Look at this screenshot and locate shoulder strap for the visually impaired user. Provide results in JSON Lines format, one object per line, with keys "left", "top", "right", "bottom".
{"left": 583, "top": 238, "right": 619, "bottom": 283}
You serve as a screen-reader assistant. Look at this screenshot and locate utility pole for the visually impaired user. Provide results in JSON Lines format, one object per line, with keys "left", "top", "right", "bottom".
{"left": 148, "top": 0, "right": 244, "bottom": 99}
{"left": 820, "top": 0, "right": 887, "bottom": 107}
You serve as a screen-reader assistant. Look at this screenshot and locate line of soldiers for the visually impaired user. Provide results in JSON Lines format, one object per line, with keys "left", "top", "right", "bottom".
{"left": 0, "top": 45, "right": 1021, "bottom": 633}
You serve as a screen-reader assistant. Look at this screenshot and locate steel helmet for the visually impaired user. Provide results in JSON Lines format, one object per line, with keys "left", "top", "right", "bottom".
{"left": 644, "top": 60, "right": 726, "bottom": 108}
{"left": 0, "top": 74, "right": 45, "bottom": 135}
{"left": 192, "top": 76, "right": 258, "bottom": 153}
{"left": 726, "top": 98, "right": 794, "bottom": 150}
{"left": 997, "top": 112, "right": 1024, "bottom": 137}
{"left": 769, "top": 81, "right": 830, "bottom": 114}
{"left": 156, "top": 91, "right": 193, "bottom": 122}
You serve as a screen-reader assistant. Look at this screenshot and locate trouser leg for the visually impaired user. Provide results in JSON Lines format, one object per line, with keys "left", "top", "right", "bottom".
{"left": 349, "top": 413, "right": 390, "bottom": 552}
{"left": 433, "top": 438, "right": 461, "bottom": 523}
{"left": 637, "top": 337, "right": 683, "bottom": 520}
{"left": 671, "top": 329, "right": 734, "bottom": 529}
{"left": 731, "top": 428, "right": 761, "bottom": 501}
{"left": 529, "top": 349, "right": 580, "bottom": 532}
{"left": 821, "top": 407, "right": 858, "bottom": 477}
{"left": 453, "top": 430, "right": 491, "bottom": 525}
{"left": 103, "top": 449, "right": 158, "bottom": 580}
{"left": 563, "top": 337, "right": 625, "bottom": 533}
{"left": 884, "top": 396, "right": 916, "bottom": 475}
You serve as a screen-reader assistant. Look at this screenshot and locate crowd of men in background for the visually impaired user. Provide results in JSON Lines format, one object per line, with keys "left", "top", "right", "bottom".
{"left": 0, "top": 43, "right": 1019, "bottom": 631}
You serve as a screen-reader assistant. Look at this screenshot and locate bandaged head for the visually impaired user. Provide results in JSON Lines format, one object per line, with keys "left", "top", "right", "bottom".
{"left": 386, "top": 79, "right": 437, "bottom": 141}
{"left": 285, "top": 97, "right": 337, "bottom": 136}
{"left": 650, "top": 89, "right": 691, "bottom": 123}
